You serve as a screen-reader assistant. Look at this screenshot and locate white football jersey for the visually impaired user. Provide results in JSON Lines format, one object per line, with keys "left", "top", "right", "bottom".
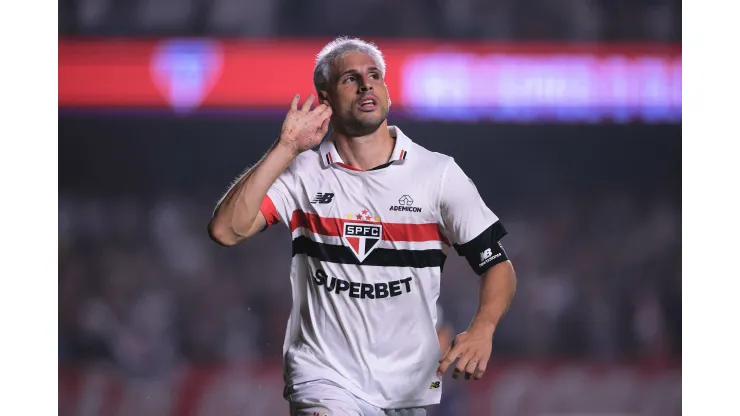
{"left": 259, "top": 126, "right": 507, "bottom": 409}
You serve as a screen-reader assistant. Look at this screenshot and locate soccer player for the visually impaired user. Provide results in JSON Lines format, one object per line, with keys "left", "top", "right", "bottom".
{"left": 208, "top": 37, "right": 517, "bottom": 416}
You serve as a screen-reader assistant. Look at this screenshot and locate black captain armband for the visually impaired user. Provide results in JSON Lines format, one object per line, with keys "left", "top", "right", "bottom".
{"left": 453, "top": 221, "right": 509, "bottom": 275}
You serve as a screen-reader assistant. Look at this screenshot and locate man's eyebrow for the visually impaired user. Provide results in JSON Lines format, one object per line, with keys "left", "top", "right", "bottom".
{"left": 338, "top": 67, "right": 380, "bottom": 78}
{"left": 338, "top": 69, "right": 359, "bottom": 78}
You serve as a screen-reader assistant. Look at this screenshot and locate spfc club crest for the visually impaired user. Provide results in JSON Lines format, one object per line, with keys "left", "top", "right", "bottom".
{"left": 342, "top": 210, "right": 382, "bottom": 262}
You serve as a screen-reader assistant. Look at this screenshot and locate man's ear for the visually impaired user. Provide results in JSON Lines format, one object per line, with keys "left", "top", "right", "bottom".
{"left": 319, "top": 91, "right": 331, "bottom": 105}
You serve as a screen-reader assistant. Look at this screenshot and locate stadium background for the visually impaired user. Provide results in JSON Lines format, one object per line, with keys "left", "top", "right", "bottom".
{"left": 58, "top": 0, "right": 681, "bottom": 414}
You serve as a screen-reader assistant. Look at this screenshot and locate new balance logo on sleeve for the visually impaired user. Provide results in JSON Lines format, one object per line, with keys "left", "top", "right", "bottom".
{"left": 479, "top": 247, "right": 501, "bottom": 267}
{"left": 311, "top": 192, "right": 335, "bottom": 204}
{"left": 480, "top": 248, "right": 492, "bottom": 261}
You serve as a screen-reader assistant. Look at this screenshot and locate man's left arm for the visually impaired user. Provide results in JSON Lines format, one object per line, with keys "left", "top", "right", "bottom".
{"left": 435, "top": 159, "right": 517, "bottom": 380}
{"left": 441, "top": 261, "right": 516, "bottom": 379}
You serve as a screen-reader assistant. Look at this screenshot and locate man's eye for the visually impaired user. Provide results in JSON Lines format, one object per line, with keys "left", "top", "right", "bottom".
{"left": 343, "top": 76, "right": 355, "bottom": 83}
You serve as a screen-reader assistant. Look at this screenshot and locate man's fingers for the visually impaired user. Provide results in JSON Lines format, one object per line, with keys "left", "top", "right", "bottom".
{"left": 290, "top": 94, "right": 300, "bottom": 111}
{"left": 452, "top": 351, "right": 473, "bottom": 380}
{"left": 318, "top": 117, "right": 331, "bottom": 137}
{"left": 473, "top": 367, "right": 485, "bottom": 380}
{"left": 437, "top": 347, "right": 461, "bottom": 376}
{"left": 310, "top": 103, "right": 327, "bottom": 117}
{"left": 313, "top": 103, "right": 332, "bottom": 119}
{"left": 440, "top": 345, "right": 452, "bottom": 360}
{"left": 301, "top": 94, "right": 315, "bottom": 112}
{"left": 323, "top": 104, "right": 333, "bottom": 118}
{"left": 441, "top": 337, "right": 456, "bottom": 360}
{"left": 464, "top": 357, "right": 480, "bottom": 380}
{"left": 474, "top": 357, "right": 488, "bottom": 379}
{"left": 438, "top": 346, "right": 460, "bottom": 365}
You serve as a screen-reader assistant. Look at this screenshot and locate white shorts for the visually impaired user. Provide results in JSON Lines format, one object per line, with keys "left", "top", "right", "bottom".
{"left": 286, "top": 379, "right": 428, "bottom": 416}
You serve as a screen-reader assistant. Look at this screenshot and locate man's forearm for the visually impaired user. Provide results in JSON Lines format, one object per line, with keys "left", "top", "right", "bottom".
{"left": 209, "top": 141, "right": 296, "bottom": 243}
{"left": 469, "top": 261, "right": 517, "bottom": 334}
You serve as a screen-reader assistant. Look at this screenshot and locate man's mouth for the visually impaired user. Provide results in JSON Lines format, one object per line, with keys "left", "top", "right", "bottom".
{"left": 358, "top": 97, "right": 377, "bottom": 111}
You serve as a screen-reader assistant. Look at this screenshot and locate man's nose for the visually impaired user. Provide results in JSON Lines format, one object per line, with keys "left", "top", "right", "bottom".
{"left": 359, "top": 79, "right": 373, "bottom": 92}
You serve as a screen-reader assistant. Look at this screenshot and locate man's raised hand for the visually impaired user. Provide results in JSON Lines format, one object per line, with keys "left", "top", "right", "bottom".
{"left": 279, "top": 94, "right": 332, "bottom": 155}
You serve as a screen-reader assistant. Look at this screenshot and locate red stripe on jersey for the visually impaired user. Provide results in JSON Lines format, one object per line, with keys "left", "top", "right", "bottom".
{"left": 337, "top": 162, "right": 363, "bottom": 171}
{"left": 290, "top": 210, "right": 448, "bottom": 244}
{"left": 259, "top": 195, "right": 280, "bottom": 227}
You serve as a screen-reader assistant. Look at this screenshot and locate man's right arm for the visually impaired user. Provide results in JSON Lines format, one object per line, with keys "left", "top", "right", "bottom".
{"left": 207, "top": 141, "right": 296, "bottom": 246}
{"left": 208, "top": 94, "right": 332, "bottom": 246}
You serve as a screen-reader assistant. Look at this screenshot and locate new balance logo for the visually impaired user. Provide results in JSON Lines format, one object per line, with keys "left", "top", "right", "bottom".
{"left": 479, "top": 248, "right": 501, "bottom": 267}
{"left": 480, "top": 248, "right": 493, "bottom": 262}
{"left": 311, "top": 193, "right": 335, "bottom": 204}
{"left": 429, "top": 381, "right": 441, "bottom": 389}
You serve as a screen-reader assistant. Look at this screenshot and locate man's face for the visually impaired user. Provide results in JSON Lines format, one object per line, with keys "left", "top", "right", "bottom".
{"left": 323, "top": 52, "right": 390, "bottom": 137}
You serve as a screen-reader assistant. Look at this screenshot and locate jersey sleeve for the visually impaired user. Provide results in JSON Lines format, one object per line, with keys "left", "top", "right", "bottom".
{"left": 438, "top": 159, "right": 509, "bottom": 275}
{"left": 259, "top": 163, "right": 297, "bottom": 229}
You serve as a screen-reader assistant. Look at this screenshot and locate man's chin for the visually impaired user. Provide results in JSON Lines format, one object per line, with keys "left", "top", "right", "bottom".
{"left": 345, "top": 113, "right": 387, "bottom": 136}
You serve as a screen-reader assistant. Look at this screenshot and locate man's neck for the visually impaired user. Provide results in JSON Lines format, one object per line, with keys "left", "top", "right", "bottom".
{"left": 332, "top": 122, "right": 395, "bottom": 171}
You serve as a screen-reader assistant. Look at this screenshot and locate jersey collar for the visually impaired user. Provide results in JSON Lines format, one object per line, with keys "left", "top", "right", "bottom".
{"left": 319, "top": 125, "right": 412, "bottom": 169}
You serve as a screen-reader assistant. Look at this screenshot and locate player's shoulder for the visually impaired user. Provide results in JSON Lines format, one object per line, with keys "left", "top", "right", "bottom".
{"left": 408, "top": 141, "right": 456, "bottom": 173}
{"left": 289, "top": 148, "right": 324, "bottom": 171}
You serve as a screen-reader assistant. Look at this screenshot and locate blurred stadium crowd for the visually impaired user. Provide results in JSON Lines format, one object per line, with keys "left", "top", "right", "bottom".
{"left": 59, "top": 0, "right": 681, "bottom": 41}
{"left": 58, "top": 188, "right": 680, "bottom": 379}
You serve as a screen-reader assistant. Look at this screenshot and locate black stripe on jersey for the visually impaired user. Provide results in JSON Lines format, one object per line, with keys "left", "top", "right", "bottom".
{"left": 453, "top": 221, "right": 509, "bottom": 275}
{"left": 369, "top": 162, "right": 393, "bottom": 171}
{"left": 292, "top": 236, "right": 447, "bottom": 269}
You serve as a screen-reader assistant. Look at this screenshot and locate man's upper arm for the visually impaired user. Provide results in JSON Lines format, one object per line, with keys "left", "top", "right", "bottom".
{"left": 438, "top": 159, "right": 509, "bottom": 275}
{"left": 246, "top": 210, "right": 268, "bottom": 236}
